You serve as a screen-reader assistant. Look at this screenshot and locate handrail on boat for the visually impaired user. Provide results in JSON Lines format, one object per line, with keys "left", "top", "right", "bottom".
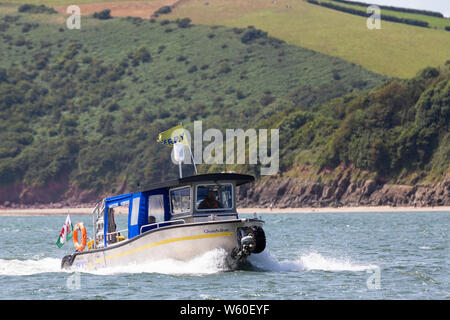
{"left": 140, "top": 219, "right": 186, "bottom": 234}
{"left": 106, "top": 228, "right": 128, "bottom": 245}
{"left": 107, "top": 228, "right": 128, "bottom": 237}
{"left": 92, "top": 199, "right": 105, "bottom": 249}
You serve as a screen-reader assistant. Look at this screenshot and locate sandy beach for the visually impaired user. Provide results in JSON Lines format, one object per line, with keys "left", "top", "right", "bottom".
{"left": 0, "top": 206, "right": 449, "bottom": 216}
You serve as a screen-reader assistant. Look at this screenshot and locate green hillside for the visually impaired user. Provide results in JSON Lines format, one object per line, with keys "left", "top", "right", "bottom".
{"left": 165, "top": 0, "right": 450, "bottom": 79}
{"left": 0, "top": 4, "right": 385, "bottom": 203}
{"left": 255, "top": 66, "right": 450, "bottom": 184}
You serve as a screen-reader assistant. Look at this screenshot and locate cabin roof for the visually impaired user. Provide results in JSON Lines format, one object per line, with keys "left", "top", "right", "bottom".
{"left": 135, "top": 173, "right": 254, "bottom": 193}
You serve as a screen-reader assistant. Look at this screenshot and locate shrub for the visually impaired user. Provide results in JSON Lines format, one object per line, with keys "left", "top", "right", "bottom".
{"left": 259, "top": 93, "right": 276, "bottom": 106}
{"left": 154, "top": 6, "right": 171, "bottom": 15}
{"left": 241, "top": 28, "right": 268, "bottom": 44}
{"left": 236, "top": 90, "right": 246, "bottom": 99}
{"left": 130, "top": 46, "right": 152, "bottom": 66}
{"left": 0, "top": 23, "right": 9, "bottom": 32}
{"left": 157, "top": 45, "right": 166, "bottom": 53}
{"left": 176, "top": 17, "right": 192, "bottom": 28}
{"left": 187, "top": 65, "right": 197, "bottom": 73}
{"left": 93, "top": 9, "right": 112, "bottom": 20}
{"left": 21, "top": 23, "right": 38, "bottom": 33}
{"left": 217, "top": 61, "right": 231, "bottom": 74}
{"left": 419, "top": 67, "right": 440, "bottom": 79}
{"left": 18, "top": 4, "right": 57, "bottom": 14}
{"left": 107, "top": 101, "right": 120, "bottom": 112}
{"left": 14, "top": 36, "right": 26, "bottom": 47}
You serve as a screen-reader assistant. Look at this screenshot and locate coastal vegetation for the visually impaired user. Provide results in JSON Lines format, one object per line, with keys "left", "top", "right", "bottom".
{"left": 0, "top": 3, "right": 448, "bottom": 205}
{"left": 256, "top": 66, "right": 450, "bottom": 183}
{"left": 0, "top": 4, "right": 385, "bottom": 202}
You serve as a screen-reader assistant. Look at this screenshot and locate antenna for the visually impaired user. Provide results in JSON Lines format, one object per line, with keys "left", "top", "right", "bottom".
{"left": 173, "top": 142, "right": 184, "bottom": 178}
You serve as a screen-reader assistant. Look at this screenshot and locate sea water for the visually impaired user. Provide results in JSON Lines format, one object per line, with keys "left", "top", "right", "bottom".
{"left": 0, "top": 212, "right": 448, "bottom": 299}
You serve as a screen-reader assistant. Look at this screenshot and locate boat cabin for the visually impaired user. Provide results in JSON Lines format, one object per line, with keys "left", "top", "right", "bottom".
{"left": 91, "top": 173, "right": 254, "bottom": 249}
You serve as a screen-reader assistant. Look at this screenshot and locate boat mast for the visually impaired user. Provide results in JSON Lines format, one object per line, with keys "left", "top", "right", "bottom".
{"left": 180, "top": 122, "right": 197, "bottom": 175}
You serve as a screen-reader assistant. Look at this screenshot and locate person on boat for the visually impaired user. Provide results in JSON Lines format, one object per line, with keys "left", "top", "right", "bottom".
{"left": 198, "top": 190, "right": 222, "bottom": 209}
{"left": 107, "top": 207, "right": 118, "bottom": 244}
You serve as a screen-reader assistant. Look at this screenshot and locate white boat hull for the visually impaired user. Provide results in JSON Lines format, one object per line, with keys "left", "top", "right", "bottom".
{"left": 62, "top": 218, "right": 264, "bottom": 271}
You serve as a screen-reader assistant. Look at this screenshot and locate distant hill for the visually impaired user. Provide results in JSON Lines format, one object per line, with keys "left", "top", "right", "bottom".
{"left": 0, "top": 4, "right": 385, "bottom": 205}
{"left": 6, "top": 0, "right": 450, "bottom": 78}
{"left": 162, "top": 0, "right": 450, "bottom": 78}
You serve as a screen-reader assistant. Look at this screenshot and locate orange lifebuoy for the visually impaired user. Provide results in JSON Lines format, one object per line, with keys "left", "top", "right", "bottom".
{"left": 73, "top": 222, "right": 87, "bottom": 252}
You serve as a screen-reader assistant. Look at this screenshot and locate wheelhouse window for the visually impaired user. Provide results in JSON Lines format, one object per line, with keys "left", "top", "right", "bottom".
{"left": 170, "top": 187, "right": 191, "bottom": 214}
{"left": 148, "top": 194, "right": 164, "bottom": 223}
{"left": 196, "top": 184, "right": 233, "bottom": 211}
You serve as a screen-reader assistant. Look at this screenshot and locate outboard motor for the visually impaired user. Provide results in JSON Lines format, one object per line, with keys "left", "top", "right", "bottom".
{"left": 250, "top": 226, "right": 266, "bottom": 254}
{"left": 240, "top": 234, "right": 256, "bottom": 255}
{"left": 236, "top": 226, "right": 266, "bottom": 259}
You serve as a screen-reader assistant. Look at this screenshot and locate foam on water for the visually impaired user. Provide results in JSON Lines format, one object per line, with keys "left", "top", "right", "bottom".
{"left": 248, "top": 250, "right": 378, "bottom": 272}
{"left": 86, "top": 248, "right": 230, "bottom": 276}
{"left": 0, "top": 249, "right": 378, "bottom": 276}
{"left": 0, "top": 258, "right": 63, "bottom": 276}
{"left": 0, "top": 249, "right": 231, "bottom": 276}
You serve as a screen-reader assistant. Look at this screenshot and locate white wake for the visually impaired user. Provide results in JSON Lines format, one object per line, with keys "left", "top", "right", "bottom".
{"left": 0, "top": 257, "right": 63, "bottom": 276}
{"left": 89, "top": 248, "right": 230, "bottom": 275}
{"left": 0, "top": 249, "right": 377, "bottom": 276}
{"left": 248, "top": 250, "right": 378, "bottom": 272}
{"left": 0, "top": 249, "right": 230, "bottom": 276}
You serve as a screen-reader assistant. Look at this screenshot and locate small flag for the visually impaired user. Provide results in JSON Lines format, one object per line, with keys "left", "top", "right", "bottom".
{"left": 157, "top": 124, "right": 189, "bottom": 147}
{"left": 56, "top": 214, "right": 73, "bottom": 248}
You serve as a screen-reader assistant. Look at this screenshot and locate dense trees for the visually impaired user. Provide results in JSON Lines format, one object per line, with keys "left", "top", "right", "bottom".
{"left": 270, "top": 66, "right": 449, "bottom": 180}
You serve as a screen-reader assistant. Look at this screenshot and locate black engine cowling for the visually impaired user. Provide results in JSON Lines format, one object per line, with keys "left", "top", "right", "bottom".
{"left": 250, "top": 226, "right": 266, "bottom": 254}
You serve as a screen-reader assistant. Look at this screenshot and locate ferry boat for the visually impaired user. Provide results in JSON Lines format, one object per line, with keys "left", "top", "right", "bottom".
{"left": 61, "top": 173, "right": 266, "bottom": 270}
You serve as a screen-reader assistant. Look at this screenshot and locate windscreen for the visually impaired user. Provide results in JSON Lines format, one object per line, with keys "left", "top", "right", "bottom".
{"left": 196, "top": 184, "right": 233, "bottom": 211}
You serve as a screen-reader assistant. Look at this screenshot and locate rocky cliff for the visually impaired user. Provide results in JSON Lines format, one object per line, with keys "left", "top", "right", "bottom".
{"left": 237, "top": 167, "right": 450, "bottom": 208}
{"left": 1, "top": 166, "right": 448, "bottom": 209}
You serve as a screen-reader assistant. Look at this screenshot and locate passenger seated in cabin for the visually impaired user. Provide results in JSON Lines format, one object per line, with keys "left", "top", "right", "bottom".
{"left": 107, "top": 208, "right": 119, "bottom": 244}
{"left": 148, "top": 215, "right": 156, "bottom": 224}
{"left": 198, "top": 190, "right": 223, "bottom": 209}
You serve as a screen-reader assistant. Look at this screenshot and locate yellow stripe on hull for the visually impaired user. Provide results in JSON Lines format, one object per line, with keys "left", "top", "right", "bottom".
{"left": 98, "top": 232, "right": 234, "bottom": 263}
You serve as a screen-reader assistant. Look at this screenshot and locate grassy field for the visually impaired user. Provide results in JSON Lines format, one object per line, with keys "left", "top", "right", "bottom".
{"left": 321, "top": 0, "right": 450, "bottom": 30}
{"left": 5, "top": 0, "right": 450, "bottom": 78}
{"left": 164, "top": 0, "right": 450, "bottom": 79}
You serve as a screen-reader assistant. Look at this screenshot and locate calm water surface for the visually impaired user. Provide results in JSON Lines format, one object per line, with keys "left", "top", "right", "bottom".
{"left": 0, "top": 212, "right": 448, "bottom": 299}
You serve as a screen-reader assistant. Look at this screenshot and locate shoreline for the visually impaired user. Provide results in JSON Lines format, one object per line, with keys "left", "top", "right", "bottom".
{"left": 0, "top": 206, "right": 449, "bottom": 216}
